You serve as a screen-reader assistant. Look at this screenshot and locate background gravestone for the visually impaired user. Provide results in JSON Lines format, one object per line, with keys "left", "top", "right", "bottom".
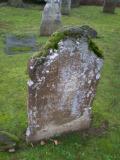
{"left": 26, "top": 26, "right": 103, "bottom": 142}
{"left": 71, "top": 0, "right": 80, "bottom": 7}
{"left": 8, "top": 0, "right": 24, "bottom": 7}
{"left": 61, "top": 0, "right": 71, "bottom": 15}
{"left": 40, "top": 0, "right": 62, "bottom": 36}
{"left": 5, "top": 35, "right": 37, "bottom": 55}
{"left": 103, "top": 0, "right": 117, "bottom": 13}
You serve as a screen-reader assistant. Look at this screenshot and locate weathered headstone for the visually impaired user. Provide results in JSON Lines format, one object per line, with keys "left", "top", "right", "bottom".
{"left": 61, "top": 0, "right": 71, "bottom": 15}
{"left": 26, "top": 26, "right": 103, "bottom": 142}
{"left": 5, "top": 35, "right": 37, "bottom": 55}
{"left": 103, "top": 0, "right": 117, "bottom": 13}
{"left": 40, "top": 0, "right": 62, "bottom": 36}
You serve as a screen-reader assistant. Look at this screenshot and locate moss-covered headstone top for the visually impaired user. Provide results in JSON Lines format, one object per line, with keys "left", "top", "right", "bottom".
{"left": 34, "top": 25, "right": 103, "bottom": 59}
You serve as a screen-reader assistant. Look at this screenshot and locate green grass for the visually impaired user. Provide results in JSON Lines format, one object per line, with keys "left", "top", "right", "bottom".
{"left": 0, "top": 5, "right": 120, "bottom": 160}
{"left": 11, "top": 46, "right": 33, "bottom": 52}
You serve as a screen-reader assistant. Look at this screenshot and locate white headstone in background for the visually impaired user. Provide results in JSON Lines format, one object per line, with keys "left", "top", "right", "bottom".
{"left": 40, "top": 0, "right": 62, "bottom": 36}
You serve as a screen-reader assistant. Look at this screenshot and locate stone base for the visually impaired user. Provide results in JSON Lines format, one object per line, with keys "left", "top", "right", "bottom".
{"left": 26, "top": 109, "right": 91, "bottom": 143}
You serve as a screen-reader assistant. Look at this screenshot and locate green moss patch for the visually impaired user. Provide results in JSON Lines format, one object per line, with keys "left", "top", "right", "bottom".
{"left": 33, "top": 31, "right": 65, "bottom": 58}
{"left": 11, "top": 46, "right": 33, "bottom": 52}
{"left": 88, "top": 39, "right": 104, "bottom": 59}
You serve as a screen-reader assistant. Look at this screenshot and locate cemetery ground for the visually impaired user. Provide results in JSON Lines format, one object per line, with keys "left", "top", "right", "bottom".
{"left": 0, "top": 5, "right": 120, "bottom": 160}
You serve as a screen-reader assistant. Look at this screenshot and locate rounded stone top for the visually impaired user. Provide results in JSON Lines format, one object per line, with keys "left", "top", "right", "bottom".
{"left": 33, "top": 25, "right": 103, "bottom": 59}
{"left": 58, "top": 25, "right": 98, "bottom": 39}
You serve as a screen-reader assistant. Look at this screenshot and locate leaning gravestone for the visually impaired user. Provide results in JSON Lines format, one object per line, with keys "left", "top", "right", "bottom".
{"left": 40, "top": 0, "right": 62, "bottom": 36}
{"left": 61, "top": 0, "right": 71, "bottom": 15}
{"left": 26, "top": 26, "right": 103, "bottom": 142}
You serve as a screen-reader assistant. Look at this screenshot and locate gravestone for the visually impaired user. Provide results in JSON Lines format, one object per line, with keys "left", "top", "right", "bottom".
{"left": 61, "top": 0, "right": 71, "bottom": 15}
{"left": 5, "top": 35, "right": 37, "bottom": 55}
{"left": 40, "top": 0, "right": 62, "bottom": 36}
{"left": 8, "top": 0, "right": 25, "bottom": 8}
{"left": 26, "top": 26, "right": 103, "bottom": 142}
{"left": 103, "top": 0, "right": 117, "bottom": 13}
{"left": 71, "top": 0, "right": 80, "bottom": 7}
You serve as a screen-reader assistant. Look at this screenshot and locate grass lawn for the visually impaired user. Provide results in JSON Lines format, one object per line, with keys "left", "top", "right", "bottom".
{"left": 0, "top": 5, "right": 120, "bottom": 160}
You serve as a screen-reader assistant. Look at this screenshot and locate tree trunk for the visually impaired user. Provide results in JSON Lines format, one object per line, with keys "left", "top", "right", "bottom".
{"left": 8, "top": 0, "right": 24, "bottom": 7}
{"left": 103, "top": 0, "right": 117, "bottom": 13}
{"left": 71, "top": 0, "right": 80, "bottom": 8}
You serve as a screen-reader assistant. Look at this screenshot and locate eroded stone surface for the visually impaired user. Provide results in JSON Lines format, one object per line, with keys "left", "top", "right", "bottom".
{"left": 40, "top": 0, "right": 62, "bottom": 36}
{"left": 26, "top": 26, "right": 103, "bottom": 142}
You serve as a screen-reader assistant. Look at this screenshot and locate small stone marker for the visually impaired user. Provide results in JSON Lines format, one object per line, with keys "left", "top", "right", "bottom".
{"left": 5, "top": 35, "right": 37, "bottom": 55}
{"left": 26, "top": 26, "right": 103, "bottom": 142}
{"left": 0, "top": 131, "right": 19, "bottom": 152}
{"left": 40, "top": 0, "right": 62, "bottom": 36}
{"left": 61, "top": 0, "right": 71, "bottom": 15}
